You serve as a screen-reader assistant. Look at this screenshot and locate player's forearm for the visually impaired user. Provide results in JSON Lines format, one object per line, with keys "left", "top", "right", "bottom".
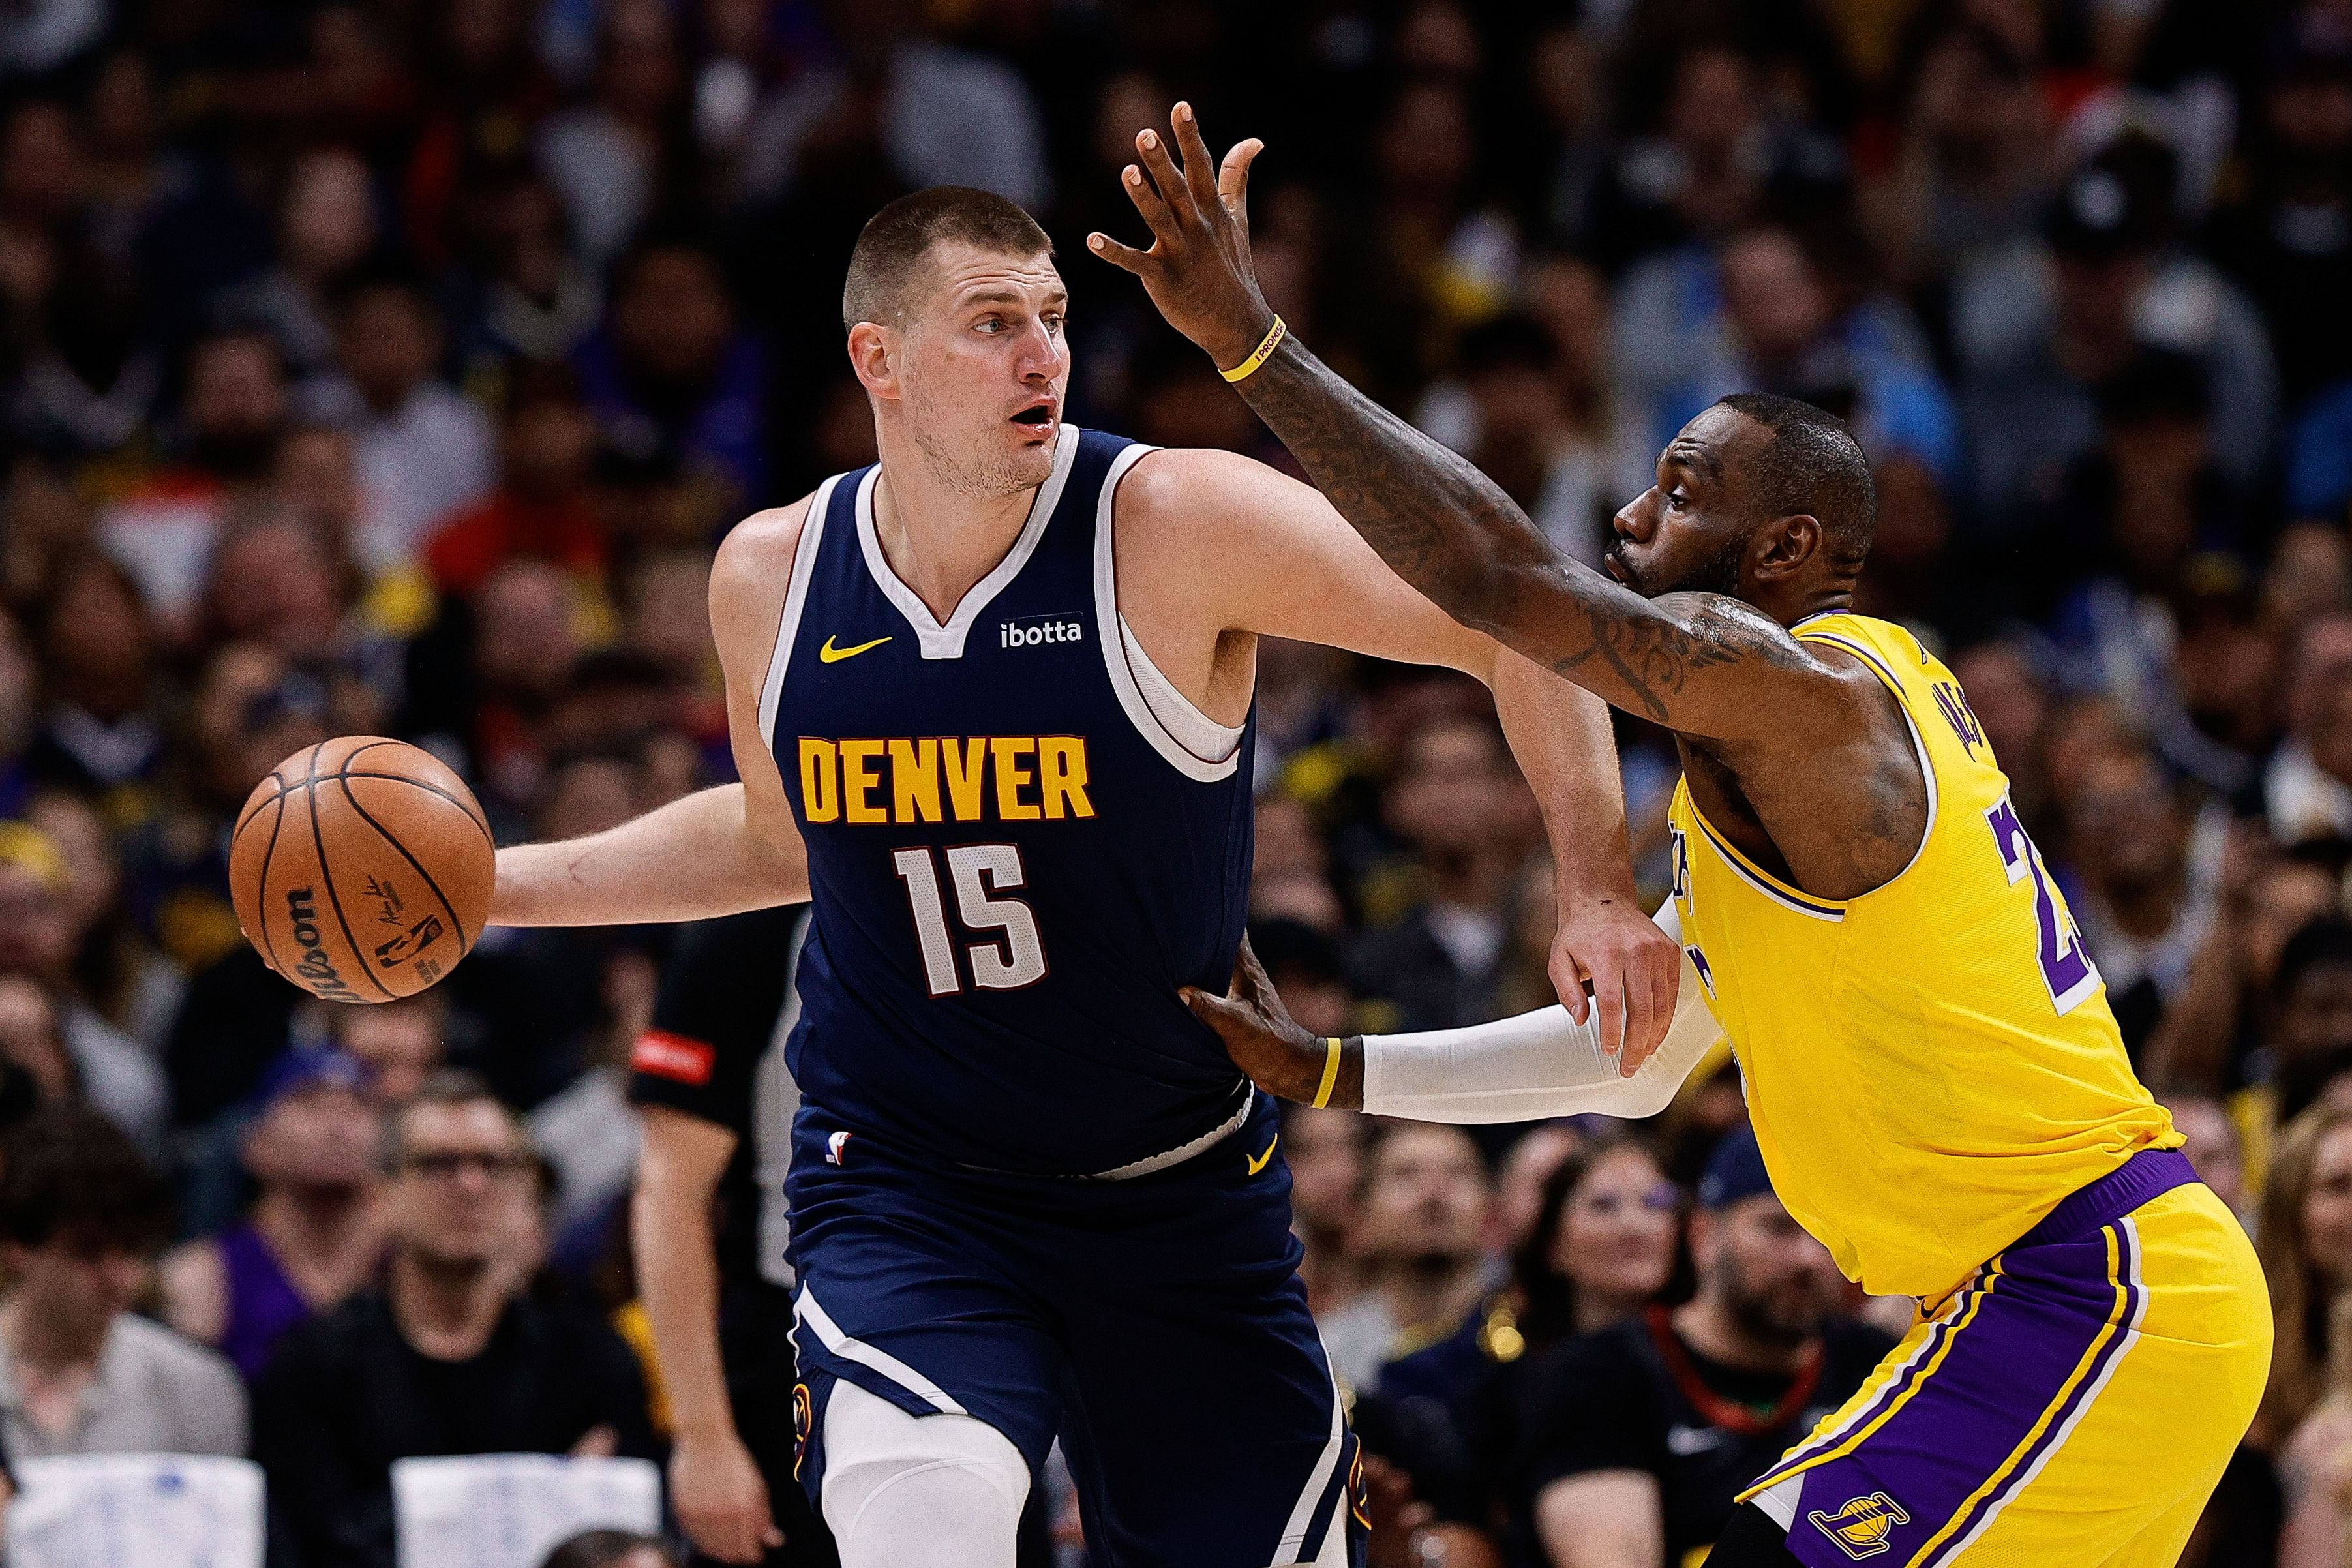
{"left": 491, "top": 784, "right": 808, "bottom": 927}
{"left": 1231, "top": 334, "right": 1557, "bottom": 635}
{"left": 629, "top": 1175, "right": 740, "bottom": 1444}
{"left": 1234, "top": 339, "right": 1775, "bottom": 732}
{"left": 1492, "top": 648, "right": 1638, "bottom": 908}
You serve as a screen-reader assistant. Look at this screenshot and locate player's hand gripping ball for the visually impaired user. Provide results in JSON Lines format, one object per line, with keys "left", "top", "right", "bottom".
{"left": 230, "top": 737, "right": 494, "bottom": 1002}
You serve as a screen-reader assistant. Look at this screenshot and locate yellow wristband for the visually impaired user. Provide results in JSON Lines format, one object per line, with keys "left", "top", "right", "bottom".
{"left": 1220, "top": 316, "right": 1287, "bottom": 383}
{"left": 1311, "top": 1035, "right": 1342, "bottom": 1109}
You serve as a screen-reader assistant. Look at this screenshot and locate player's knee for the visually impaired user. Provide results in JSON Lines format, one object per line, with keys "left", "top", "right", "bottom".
{"left": 820, "top": 1380, "right": 1029, "bottom": 1567}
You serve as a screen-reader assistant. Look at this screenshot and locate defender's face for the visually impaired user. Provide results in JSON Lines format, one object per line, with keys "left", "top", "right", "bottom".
{"left": 896, "top": 241, "right": 1070, "bottom": 494}
{"left": 1606, "top": 405, "right": 1762, "bottom": 600}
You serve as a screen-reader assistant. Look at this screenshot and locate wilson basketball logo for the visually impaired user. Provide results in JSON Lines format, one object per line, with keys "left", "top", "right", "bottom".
{"left": 282, "top": 888, "right": 363, "bottom": 1003}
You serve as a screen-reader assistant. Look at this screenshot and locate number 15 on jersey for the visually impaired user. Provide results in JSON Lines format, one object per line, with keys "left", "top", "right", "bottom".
{"left": 893, "top": 845, "right": 1048, "bottom": 997}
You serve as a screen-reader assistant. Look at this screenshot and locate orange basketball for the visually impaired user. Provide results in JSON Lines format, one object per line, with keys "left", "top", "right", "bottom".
{"left": 230, "top": 737, "right": 496, "bottom": 1003}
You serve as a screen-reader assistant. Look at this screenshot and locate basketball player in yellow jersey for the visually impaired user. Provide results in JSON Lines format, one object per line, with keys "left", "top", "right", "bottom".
{"left": 1110, "top": 106, "right": 2272, "bottom": 1567}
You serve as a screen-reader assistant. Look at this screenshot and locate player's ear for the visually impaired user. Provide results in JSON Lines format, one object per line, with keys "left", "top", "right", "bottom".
{"left": 846, "top": 321, "right": 901, "bottom": 400}
{"left": 1753, "top": 514, "right": 1821, "bottom": 580}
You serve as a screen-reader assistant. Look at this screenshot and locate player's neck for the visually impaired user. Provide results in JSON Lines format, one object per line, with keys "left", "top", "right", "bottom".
{"left": 871, "top": 436, "right": 1040, "bottom": 624}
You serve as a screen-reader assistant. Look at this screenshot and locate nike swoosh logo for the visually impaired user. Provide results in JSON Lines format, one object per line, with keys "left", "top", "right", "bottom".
{"left": 1246, "top": 1134, "right": 1280, "bottom": 1175}
{"left": 819, "top": 634, "right": 892, "bottom": 663}
{"left": 1666, "top": 1424, "right": 1730, "bottom": 1455}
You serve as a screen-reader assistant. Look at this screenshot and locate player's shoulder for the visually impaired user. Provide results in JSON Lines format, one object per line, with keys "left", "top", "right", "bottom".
{"left": 716, "top": 492, "right": 818, "bottom": 577}
{"left": 1117, "top": 444, "right": 1293, "bottom": 525}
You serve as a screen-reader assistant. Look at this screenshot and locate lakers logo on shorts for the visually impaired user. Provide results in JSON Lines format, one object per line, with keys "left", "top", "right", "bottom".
{"left": 1809, "top": 1493, "right": 1911, "bottom": 1559}
{"left": 792, "top": 1382, "right": 814, "bottom": 1480}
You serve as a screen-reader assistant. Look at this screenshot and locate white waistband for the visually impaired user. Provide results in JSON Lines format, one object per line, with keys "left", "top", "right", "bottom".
{"left": 1087, "top": 1087, "right": 1256, "bottom": 1181}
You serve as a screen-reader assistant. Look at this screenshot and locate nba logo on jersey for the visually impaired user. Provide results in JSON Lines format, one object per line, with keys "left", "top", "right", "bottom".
{"left": 826, "top": 1130, "right": 853, "bottom": 1166}
{"left": 1809, "top": 1493, "right": 1910, "bottom": 1559}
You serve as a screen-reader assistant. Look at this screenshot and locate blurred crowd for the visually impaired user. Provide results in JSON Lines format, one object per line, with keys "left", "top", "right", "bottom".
{"left": 0, "top": 0, "right": 2340, "bottom": 1561}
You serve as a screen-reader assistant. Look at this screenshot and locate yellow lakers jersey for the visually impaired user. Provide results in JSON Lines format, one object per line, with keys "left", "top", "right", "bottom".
{"left": 1666, "top": 612, "right": 2179, "bottom": 1300}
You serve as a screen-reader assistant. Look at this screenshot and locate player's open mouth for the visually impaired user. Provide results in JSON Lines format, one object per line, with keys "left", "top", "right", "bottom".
{"left": 1010, "top": 402, "right": 1057, "bottom": 434}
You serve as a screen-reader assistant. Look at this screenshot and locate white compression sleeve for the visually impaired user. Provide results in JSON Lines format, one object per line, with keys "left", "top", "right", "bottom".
{"left": 1360, "top": 906, "right": 1725, "bottom": 1123}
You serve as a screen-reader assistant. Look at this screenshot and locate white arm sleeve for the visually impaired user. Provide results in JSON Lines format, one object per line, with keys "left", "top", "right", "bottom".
{"left": 1360, "top": 905, "right": 1725, "bottom": 1124}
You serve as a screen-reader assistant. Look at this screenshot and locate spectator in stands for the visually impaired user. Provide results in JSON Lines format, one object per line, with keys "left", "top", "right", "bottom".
{"left": 95, "top": 327, "right": 290, "bottom": 627}
{"left": 572, "top": 238, "right": 767, "bottom": 511}
{"left": 1286, "top": 1104, "right": 1368, "bottom": 1319}
{"left": 333, "top": 993, "right": 445, "bottom": 1107}
{"left": 24, "top": 550, "right": 164, "bottom": 806}
{"left": 2060, "top": 747, "right": 2216, "bottom": 1050}
{"left": 1953, "top": 136, "right": 2277, "bottom": 528}
{"left": 1353, "top": 717, "right": 1528, "bottom": 1031}
{"left": 331, "top": 269, "right": 495, "bottom": 565}
{"left": 0, "top": 821, "right": 165, "bottom": 1149}
{"left": 542, "top": 1530, "right": 678, "bottom": 1568}
{"left": 2165, "top": 1092, "right": 2249, "bottom": 1220}
{"left": 1516, "top": 1135, "right": 1685, "bottom": 1349}
{"left": 2268, "top": 918, "right": 2352, "bottom": 1122}
{"left": 2257, "top": 1102, "right": 2352, "bottom": 1447}
{"left": 0, "top": 1104, "right": 246, "bottom": 1460}
{"left": 1516, "top": 1129, "right": 1892, "bottom": 1568}
{"left": 254, "top": 1070, "right": 653, "bottom": 1568}
{"left": 1495, "top": 1123, "right": 1584, "bottom": 1250}
{"left": 158, "top": 1046, "right": 385, "bottom": 1381}
{"left": 1319, "top": 1123, "right": 1496, "bottom": 1393}
{"left": 424, "top": 363, "right": 606, "bottom": 600}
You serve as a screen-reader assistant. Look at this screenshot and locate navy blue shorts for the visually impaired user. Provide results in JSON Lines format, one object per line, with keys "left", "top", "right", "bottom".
{"left": 784, "top": 1093, "right": 1365, "bottom": 1567}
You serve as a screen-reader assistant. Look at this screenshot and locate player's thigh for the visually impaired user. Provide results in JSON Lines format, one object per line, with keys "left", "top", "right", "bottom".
{"left": 1743, "top": 1184, "right": 2267, "bottom": 1568}
{"left": 787, "top": 1173, "right": 1069, "bottom": 1494}
{"left": 1055, "top": 1265, "right": 1363, "bottom": 1568}
{"left": 1944, "top": 1186, "right": 2268, "bottom": 1565}
{"left": 815, "top": 1380, "right": 1029, "bottom": 1568}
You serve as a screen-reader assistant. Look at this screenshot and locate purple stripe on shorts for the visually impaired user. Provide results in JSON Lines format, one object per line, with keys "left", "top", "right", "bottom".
{"left": 1912, "top": 1221, "right": 2143, "bottom": 1568}
{"left": 1752, "top": 1263, "right": 1993, "bottom": 1490}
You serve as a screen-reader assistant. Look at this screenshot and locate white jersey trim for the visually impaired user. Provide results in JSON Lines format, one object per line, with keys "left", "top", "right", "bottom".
{"left": 794, "top": 1284, "right": 970, "bottom": 1416}
{"left": 854, "top": 427, "right": 1081, "bottom": 660}
{"left": 753, "top": 913, "right": 809, "bottom": 1290}
{"left": 1093, "top": 442, "right": 1245, "bottom": 782}
{"left": 1271, "top": 1347, "right": 1348, "bottom": 1565}
{"left": 756, "top": 472, "right": 841, "bottom": 749}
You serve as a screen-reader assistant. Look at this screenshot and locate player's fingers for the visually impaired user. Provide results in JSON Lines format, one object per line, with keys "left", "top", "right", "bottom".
{"left": 1595, "top": 963, "right": 1629, "bottom": 1066}
{"left": 1171, "top": 100, "right": 1220, "bottom": 204}
{"left": 1622, "top": 946, "right": 1665, "bottom": 1069}
{"left": 1133, "top": 127, "right": 1198, "bottom": 227}
{"left": 1218, "top": 137, "right": 1263, "bottom": 230}
{"left": 1118, "top": 160, "right": 1183, "bottom": 248}
{"left": 1550, "top": 944, "right": 1590, "bottom": 1024}
{"left": 1087, "top": 230, "right": 1153, "bottom": 275}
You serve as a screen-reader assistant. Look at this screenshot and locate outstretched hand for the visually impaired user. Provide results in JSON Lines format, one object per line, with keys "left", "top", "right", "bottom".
{"left": 1551, "top": 898, "right": 1682, "bottom": 1076}
{"left": 1089, "top": 103, "right": 1276, "bottom": 372}
{"left": 1183, "top": 937, "right": 1362, "bottom": 1110}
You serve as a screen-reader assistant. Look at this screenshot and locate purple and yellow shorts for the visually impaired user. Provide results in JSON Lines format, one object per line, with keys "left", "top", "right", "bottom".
{"left": 1739, "top": 1150, "right": 2270, "bottom": 1567}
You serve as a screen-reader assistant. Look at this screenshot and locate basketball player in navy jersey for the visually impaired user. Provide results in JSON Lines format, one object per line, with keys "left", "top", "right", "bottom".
{"left": 485, "top": 187, "right": 1680, "bottom": 1567}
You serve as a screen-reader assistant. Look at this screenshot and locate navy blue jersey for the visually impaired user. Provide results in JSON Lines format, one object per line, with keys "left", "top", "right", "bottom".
{"left": 761, "top": 428, "right": 1256, "bottom": 1175}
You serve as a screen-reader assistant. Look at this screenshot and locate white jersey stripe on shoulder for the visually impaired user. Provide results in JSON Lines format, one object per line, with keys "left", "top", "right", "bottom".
{"left": 757, "top": 472, "right": 843, "bottom": 749}
{"left": 1093, "top": 443, "right": 1244, "bottom": 783}
{"left": 794, "top": 1283, "right": 969, "bottom": 1416}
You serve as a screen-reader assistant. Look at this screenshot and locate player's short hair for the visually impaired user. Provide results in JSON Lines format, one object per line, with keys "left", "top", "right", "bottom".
{"left": 1715, "top": 392, "right": 1878, "bottom": 571}
{"left": 842, "top": 187, "right": 1053, "bottom": 332}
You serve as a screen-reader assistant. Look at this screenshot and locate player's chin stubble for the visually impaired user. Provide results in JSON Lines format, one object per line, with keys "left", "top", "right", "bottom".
{"left": 907, "top": 394, "right": 1056, "bottom": 498}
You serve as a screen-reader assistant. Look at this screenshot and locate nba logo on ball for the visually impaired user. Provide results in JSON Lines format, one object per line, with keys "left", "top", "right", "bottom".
{"left": 1809, "top": 1494, "right": 1910, "bottom": 1559}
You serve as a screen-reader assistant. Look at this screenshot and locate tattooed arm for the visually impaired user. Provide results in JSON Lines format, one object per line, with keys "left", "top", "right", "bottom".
{"left": 1089, "top": 105, "right": 1838, "bottom": 740}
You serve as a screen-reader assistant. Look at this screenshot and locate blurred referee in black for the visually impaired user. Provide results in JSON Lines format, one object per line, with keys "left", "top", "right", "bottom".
{"left": 627, "top": 905, "right": 836, "bottom": 1568}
